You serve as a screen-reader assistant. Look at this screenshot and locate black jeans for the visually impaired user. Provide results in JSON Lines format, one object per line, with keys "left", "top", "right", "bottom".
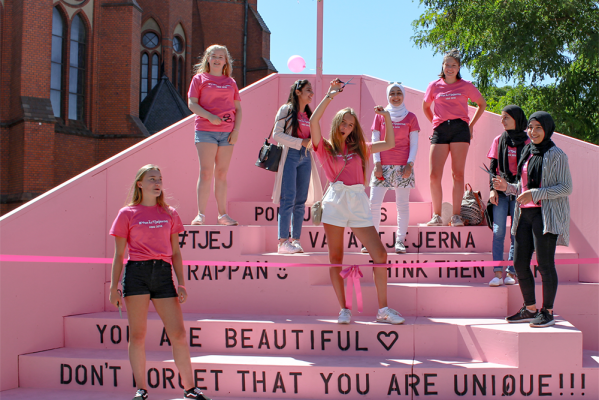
{"left": 513, "top": 207, "right": 558, "bottom": 309}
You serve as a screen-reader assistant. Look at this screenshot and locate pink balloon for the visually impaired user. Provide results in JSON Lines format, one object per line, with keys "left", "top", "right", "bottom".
{"left": 287, "top": 55, "right": 306, "bottom": 73}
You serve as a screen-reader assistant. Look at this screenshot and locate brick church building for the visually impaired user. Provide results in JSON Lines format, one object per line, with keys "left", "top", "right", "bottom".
{"left": 0, "top": 0, "right": 276, "bottom": 214}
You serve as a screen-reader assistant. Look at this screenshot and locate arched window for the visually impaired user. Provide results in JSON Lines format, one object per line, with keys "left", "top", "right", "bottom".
{"left": 151, "top": 53, "right": 159, "bottom": 89}
{"left": 68, "top": 14, "right": 86, "bottom": 121}
{"left": 140, "top": 53, "right": 149, "bottom": 101}
{"left": 172, "top": 55, "right": 177, "bottom": 91}
{"left": 178, "top": 57, "right": 183, "bottom": 97}
{"left": 51, "top": 7, "right": 65, "bottom": 118}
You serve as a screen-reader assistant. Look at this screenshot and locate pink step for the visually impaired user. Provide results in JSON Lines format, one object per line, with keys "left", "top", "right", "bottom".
{"left": 18, "top": 347, "right": 598, "bottom": 398}
{"left": 104, "top": 280, "right": 508, "bottom": 317}
{"left": 66, "top": 313, "right": 417, "bottom": 357}
{"left": 227, "top": 201, "right": 432, "bottom": 226}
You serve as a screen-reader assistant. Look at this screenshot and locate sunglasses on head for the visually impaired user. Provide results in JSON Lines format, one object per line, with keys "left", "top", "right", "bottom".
{"left": 389, "top": 81, "right": 402, "bottom": 85}
{"left": 295, "top": 81, "right": 303, "bottom": 91}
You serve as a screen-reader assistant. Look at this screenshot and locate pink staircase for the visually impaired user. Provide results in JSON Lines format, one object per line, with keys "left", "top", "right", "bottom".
{"left": 1, "top": 73, "right": 598, "bottom": 399}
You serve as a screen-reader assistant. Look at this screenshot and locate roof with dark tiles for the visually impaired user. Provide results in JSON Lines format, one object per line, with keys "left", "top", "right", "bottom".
{"left": 139, "top": 75, "right": 192, "bottom": 135}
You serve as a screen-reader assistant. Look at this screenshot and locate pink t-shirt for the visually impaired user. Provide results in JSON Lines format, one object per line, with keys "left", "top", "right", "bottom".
{"left": 313, "top": 140, "right": 372, "bottom": 186}
{"left": 487, "top": 135, "right": 531, "bottom": 175}
{"left": 424, "top": 78, "right": 483, "bottom": 129}
{"left": 372, "top": 112, "right": 420, "bottom": 165}
{"left": 520, "top": 155, "right": 541, "bottom": 208}
{"left": 188, "top": 73, "right": 241, "bottom": 132}
{"left": 297, "top": 112, "right": 311, "bottom": 139}
{"left": 110, "top": 205, "right": 185, "bottom": 263}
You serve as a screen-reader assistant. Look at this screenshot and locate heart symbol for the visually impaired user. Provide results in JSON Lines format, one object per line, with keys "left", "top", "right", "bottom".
{"left": 377, "top": 331, "right": 398, "bottom": 351}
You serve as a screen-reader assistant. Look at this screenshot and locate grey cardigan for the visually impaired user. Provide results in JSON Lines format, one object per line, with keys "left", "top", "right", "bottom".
{"left": 506, "top": 146, "right": 572, "bottom": 246}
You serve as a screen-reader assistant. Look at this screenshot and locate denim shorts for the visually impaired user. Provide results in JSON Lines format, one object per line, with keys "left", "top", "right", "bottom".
{"left": 430, "top": 119, "right": 470, "bottom": 144}
{"left": 122, "top": 259, "right": 178, "bottom": 299}
{"left": 195, "top": 130, "right": 232, "bottom": 146}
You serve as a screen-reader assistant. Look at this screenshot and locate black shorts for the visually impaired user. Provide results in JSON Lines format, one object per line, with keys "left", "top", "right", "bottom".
{"left": 122, "top": 259, "right": 178, "bottom": 299}
{"left": 430, "top": 119, "right": 470, "bottom": 144}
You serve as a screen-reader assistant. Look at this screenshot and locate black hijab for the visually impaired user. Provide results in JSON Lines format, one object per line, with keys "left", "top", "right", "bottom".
{"left": 498, "top": 105, "right": 528, "bottom": 183}
{"left": 517, "top": 111, "right": 556, "bottom": 189}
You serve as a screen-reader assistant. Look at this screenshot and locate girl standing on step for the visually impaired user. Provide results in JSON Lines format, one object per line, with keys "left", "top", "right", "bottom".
{"left": 486, "top": 105, "right": 530, "bottom": 287}
{"left": 271, "top": 79, "right": 323, "bottom": 254}
{"left": 366, "top": 82, "right": 420, "bottom": 254}
{"left": 423, "top": 49, "right": 487, "bottom": 227}
{"left": 109, "top": 165, "right": 209, "bottom": 400}
{"left": 310, "top": 78, "right": 404, "bottom": 325}
{"left": 493, "top": 112, "right": 572, "bottom": 327}
{"left": 188, "top": 44, "right": 242, "bottom": 226}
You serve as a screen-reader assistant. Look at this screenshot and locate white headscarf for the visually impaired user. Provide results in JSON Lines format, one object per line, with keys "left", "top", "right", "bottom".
{"left": 385, "top": 83, "right": 408, "bottom": 122}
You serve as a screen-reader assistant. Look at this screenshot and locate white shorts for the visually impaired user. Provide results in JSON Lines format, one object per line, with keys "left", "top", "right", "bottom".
{"left": 321, "top": 182, "right": 374, "bottom": 228}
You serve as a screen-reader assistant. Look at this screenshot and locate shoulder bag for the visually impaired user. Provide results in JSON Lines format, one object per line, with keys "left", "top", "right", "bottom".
{"left": 312, "top": 156, "right": 347, "bottom": 226}
{"left": 460, "top": 183, "right": 485, "bottom": 226}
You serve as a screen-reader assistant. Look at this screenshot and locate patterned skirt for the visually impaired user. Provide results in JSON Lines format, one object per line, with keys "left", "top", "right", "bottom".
{"left": 369, "top": 164, "right": 415, "bottom": 189}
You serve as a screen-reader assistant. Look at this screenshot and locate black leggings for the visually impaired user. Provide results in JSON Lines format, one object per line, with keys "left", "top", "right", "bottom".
{"left": 513, "top": 207, "right": 558, "bottom": 309}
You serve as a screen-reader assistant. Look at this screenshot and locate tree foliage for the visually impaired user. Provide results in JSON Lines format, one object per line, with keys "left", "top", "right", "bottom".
{"left": 412, "top": 0, "right": 599, "bottom": 144}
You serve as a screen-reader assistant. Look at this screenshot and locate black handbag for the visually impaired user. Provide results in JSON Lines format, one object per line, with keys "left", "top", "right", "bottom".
{"left": 255, "top": 123, "right": 282, "bottom": 172}
{"left": 484, "top": 199, "right": 494, "bottom": 230}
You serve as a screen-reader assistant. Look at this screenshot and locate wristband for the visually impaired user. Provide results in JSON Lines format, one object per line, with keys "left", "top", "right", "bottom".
{"left": 326, "top": 94, "right": 333, "bottom": 100}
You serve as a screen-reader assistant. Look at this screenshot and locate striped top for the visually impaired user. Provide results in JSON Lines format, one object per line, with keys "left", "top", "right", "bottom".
{"left": 506, "top": 146, "right": 572, "bottom": 246}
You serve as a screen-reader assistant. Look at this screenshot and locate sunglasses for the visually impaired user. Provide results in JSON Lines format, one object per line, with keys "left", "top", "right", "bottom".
{"left": 295, "top": 81, "right": 303, "bottom": 91}
{"left": 389, "top": 81, "right": 402, "bottom": 85}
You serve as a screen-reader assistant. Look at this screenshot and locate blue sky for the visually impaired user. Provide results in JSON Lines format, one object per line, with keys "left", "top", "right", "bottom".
{"left": 257, "top": 0, "right": 477, "bottom": 93}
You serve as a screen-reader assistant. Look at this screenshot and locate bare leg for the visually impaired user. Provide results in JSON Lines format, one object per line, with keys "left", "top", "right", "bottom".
{"left": 324, "top": 223, "right": 346, "bottom": 309}
{"left": 352, "top": 226, "right": 388, "bottom": 308}
{"left": 153, "top": 297, "right": 194, "bottom": 390}
{"left": 429, "top": 144, "right": 450, "bottom": 215}
{"left": 449, "top": 142, "right": 469, "bottom": 215}
{"left": 195, "top": 143, "right": 218, "bottom": 215}
{"left": 125, "top": 294, "right": 151, "bottom": 390}
{"left": 214, "top": 145, "right": 235, "bottom": 216}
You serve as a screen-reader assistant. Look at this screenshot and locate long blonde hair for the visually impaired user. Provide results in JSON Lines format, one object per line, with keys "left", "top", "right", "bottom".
{"left": 323, "top": 107, "right": 368, "bottom": 181}
{"left": 193, "top": 44, "right": 233, "bottom": 77}
{"left": 127, "top": 164, "right": 170, "bottom": 213}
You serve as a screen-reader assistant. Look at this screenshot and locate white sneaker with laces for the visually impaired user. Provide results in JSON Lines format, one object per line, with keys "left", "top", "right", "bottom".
{"left": 278, "top": 240, "right": 298, "bottom": 254}
{"left": 376, "top": 307, "right": 405, "bottom": 325}
{"left": 489, "top": 277, "right": 504, "bottom": 286}
{"left": 504, "top": 275, "right": 516, "bottom": 285}
{"left": 449, "top": 214, "right": 465, "bottom": 227}
{"left": 338, "top": 308, "right": 352, "bottom": 324}
{"left": 426, "top": 214, "right": 443, "bottom": 226}
{"left": 360, "top": 246, "right": 369, "bottom": 253}
{"left": 291, "top": 240, "right": 304, "bottom": 253}
{"left": 395, "top": 241, "right": 406, "bottom": 254}
{"left": 218, "top": 214, "right": 239, "bottom": 226}
{"left": 191, "top": 213, "right": 205, "bottom": 225}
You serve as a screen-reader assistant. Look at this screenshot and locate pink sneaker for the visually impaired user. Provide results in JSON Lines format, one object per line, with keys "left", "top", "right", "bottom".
{"left": 218, "top": 214, "right": 238, "bottom": 226}
{"left": 191, "top": 214, "right": 205, "bottom": 225}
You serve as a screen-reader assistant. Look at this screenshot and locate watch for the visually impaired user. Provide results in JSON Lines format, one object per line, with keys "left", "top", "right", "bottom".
{"left": 408, "top": 162, "right": 414, "bottom": 167}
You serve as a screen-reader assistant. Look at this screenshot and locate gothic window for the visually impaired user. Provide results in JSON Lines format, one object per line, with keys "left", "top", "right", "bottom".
{"left": 172, "top": 55, "right": 177, "bottom": 91}
{"left": 178, "top": 57, "right": 183, "bottom": 97}
{"left": 140, "top": 53, "right": 149, "bottom": 101}
{"left": 68, "top": 14, "right": 86, "bottom": 121}
{"left": 142, "top": 32, "right": 159, "bottom": 49}
{"left": 151, "top": 54, "right": 159, "bottom": 89}
{"left": 172, "top": 36, "right": 183, "bottom": 53}
{"left": 51, "top": 7, "right": 65, "bottom": 118}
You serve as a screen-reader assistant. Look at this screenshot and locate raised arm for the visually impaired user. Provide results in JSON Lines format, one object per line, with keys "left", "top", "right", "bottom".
{"left": 309, "top": 78, "right": 343, "bottom": 148}
{"left": 371, "top": 107, "right": 395, "bottom": 154}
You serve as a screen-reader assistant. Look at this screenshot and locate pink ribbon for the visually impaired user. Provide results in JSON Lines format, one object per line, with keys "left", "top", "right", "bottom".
{"left": 339, "top": 265, "right": 363, "bottom": 313}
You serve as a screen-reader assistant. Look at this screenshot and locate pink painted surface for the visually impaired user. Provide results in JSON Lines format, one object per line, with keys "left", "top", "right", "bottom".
{"left": 1, "top": 73, "right": 598, "bottom": 396}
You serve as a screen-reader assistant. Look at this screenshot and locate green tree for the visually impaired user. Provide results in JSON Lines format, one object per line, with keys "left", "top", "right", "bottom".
{"left": 412, "top": 0, "right": 599, "bottom": 144}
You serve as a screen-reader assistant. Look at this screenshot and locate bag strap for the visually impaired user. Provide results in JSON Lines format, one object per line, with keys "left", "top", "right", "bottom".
{"left": 268, "top": 107, "right": 293, "bottom": 140}
{"left": 319, "top": 156, "right": 348, "bottom": 202}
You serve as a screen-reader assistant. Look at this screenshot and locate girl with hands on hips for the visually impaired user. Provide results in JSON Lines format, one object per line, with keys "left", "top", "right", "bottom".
{"left": 109, "top": 165, "right": 210, "bottom": 400}
{"left": 310, "top": 78, "right": 405, "bottom": 326}
{"left": 188, "top": 44, "right": 242, "bottom": 226}
{"left": 493, "top": 111, "right": 572, "bottom": 328}
{"left": 366, "top": 82, "right": 421, "bottom": 255}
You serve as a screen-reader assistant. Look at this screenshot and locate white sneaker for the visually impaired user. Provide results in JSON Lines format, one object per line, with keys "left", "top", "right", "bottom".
{"left": 376, "top": 307, "right": 405, "bottom": 325}
{"left": 489, "top": 277, "right": 504, "bottom": 287}
{"left": 278, "top": 240, "right": 299, "bottom": 254}
{"left": 291, "top": 240, "right": 304, "bottom": 253}
{"left": 338, "top": 308, "right": 352, "bottom": 324}
{"left": 504, "top": 275, "right": 516, "bottom": 285}
{"left": 395, "top": 241, "right": 406, "bottom": 254}
{"left": 191, "top": 213, "right": 205, "bottom": 225}
{"left": 218, "top": 214, "right": 238, "bottom": 226}
{"left": 426, "top": 214, "right": 443, "bottom": 226}
{"left": 360, "top": 246, "right": 369, "bottom": 253}
{"left": 449, "top": 214, "right": 465, "bottom": 227}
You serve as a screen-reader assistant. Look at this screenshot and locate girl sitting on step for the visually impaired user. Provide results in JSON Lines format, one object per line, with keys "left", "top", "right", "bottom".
{"left": 188, "top": 44, "right": 242, "bottom": 226}
{"left": 365, "top": 82, "right": 421, "bottom": 255}
{"left": 309, "top": 78, "right": 405, "bottom": 325}
{"left": 271, "top": 79, "right": 323, "bottom": 254}
{"left": 109, "top": 165, "right": 209, "bottom": 400}
{"left": 493, "top": 112, "right": 572, "bottom": 328}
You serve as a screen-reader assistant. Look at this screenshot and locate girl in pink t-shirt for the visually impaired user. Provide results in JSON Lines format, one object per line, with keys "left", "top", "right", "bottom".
{"left": 422, "top": 49, "right": 487, "bottom": 227}
{"left": 310, "top": 78, "right": 405, "bottom": 326}
{"left": 109, "top": 165, "right": 209, "bottom": 400}
{"left": 188, "top": 44, "right": 242, "bottom": 227}
{"left": 368, "top": 83, "right": 421, "bottom": 254}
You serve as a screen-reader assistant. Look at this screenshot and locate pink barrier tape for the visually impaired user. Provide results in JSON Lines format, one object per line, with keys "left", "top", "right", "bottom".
{"left": 340, "top": 266, "right": 364, "bottom": 312}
